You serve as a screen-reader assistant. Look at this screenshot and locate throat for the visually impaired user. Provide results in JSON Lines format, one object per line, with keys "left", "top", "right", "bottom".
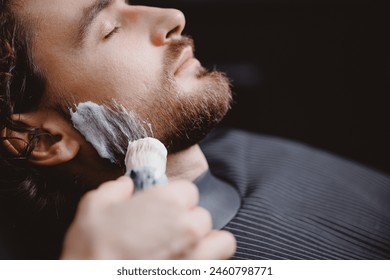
{"left": 166, "top": 144, "right": 208, "bottom": 181}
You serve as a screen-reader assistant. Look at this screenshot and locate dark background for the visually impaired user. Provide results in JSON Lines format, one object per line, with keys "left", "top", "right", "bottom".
{"left": 134, "top": 0, "right": 390, "bottom": 175}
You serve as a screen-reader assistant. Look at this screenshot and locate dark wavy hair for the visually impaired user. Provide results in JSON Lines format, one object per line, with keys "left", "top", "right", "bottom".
{"left": 0, "top": 0, "right": 82, "bottom": 258}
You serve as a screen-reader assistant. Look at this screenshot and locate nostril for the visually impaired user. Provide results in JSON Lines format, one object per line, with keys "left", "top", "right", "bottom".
{"left": 166, "top": 25, "right": 181, "bottom": 39}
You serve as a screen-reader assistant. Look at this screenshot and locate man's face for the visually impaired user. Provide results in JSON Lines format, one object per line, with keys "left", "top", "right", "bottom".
{"left": 22, "top": 0, "right": 231, "bottom": 152}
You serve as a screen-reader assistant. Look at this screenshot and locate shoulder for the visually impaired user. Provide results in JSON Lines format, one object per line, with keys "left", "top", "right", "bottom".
{"left": 201, "top": 127, "right": 390, "bottom": 195}
{"left": 202, "top": 126, "right": 390, "bottom": 178}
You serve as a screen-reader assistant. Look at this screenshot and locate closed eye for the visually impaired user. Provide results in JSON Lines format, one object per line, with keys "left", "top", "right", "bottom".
{"left": 104, "top": 26, "right": 120, "bottom": 40}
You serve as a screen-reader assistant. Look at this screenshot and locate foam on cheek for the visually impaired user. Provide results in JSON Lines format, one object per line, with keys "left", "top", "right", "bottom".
{"left": 69, "top": 101, "right": 148, "bottom": 165}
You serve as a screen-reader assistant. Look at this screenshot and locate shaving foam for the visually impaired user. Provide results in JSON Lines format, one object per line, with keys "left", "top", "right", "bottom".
{"left": 69, "top": 101, "right": 148, "bottom": 165}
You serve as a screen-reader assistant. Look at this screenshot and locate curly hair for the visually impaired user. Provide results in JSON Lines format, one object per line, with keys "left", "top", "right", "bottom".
{"left": 0, "top": 0, "right": 83, "bottom": 258}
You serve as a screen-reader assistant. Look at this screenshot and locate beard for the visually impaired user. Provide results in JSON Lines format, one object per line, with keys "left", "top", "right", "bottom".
{"left": 68, "top": 36, "right": 232, "bottom": 166}
{"left": 136, "top": 36, "right": 233, "bottom": 153}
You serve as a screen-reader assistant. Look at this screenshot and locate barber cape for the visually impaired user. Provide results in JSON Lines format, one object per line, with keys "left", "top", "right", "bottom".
{"left": 200, "top": 128, "right": 390, "bottom": 259}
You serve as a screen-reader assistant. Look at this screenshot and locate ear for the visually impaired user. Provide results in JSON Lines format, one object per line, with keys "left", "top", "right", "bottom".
{"left": 1, "top": 110, "right": 81, "bottom": 166}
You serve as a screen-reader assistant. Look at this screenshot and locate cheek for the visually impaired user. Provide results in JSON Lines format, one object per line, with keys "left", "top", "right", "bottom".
{"left": 43, "top": 41, "right": 165, "bottom": 106}
{"left": 99, "top": 46, "right": 164, "bottom": 99}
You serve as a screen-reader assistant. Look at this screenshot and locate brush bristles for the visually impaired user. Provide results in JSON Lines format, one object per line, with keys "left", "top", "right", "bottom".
{"left": 124, "top": 137, "right": 168, "bottom": 178}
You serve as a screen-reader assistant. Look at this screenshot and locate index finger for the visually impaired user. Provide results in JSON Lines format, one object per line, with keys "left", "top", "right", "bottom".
{"left": 150, "top": 180, "right": 199, "bottom": 209}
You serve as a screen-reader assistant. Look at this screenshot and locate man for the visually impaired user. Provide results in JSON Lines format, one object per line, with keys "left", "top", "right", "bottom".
{"left": 1, "top": 0, "right": 390, "bottom": 259}
{"left": 0, "top": 0, "right": 234, "bottom": 259}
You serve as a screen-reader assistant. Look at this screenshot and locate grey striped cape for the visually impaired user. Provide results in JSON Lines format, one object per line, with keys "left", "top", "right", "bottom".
{"left": 200, "top": 128, "right": 390, "bottom": 259}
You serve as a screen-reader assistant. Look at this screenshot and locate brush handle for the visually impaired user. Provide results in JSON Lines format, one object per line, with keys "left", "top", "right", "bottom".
{"left": 129, "top": 167, "right": 168, "bottom": 192}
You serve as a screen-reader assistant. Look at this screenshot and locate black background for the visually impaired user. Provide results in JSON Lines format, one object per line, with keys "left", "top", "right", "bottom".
{"left": 133, "top": 0, "right": 390, "bottom": 175}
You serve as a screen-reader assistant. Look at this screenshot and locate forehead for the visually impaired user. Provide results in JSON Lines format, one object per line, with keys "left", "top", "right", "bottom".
{"left": 15, "top": 0, "right": 100, "bottom": 84}
{"left": 19, "top": 0, "right": 92, "bottom": 34}
{"left": 21, "top": 0, "right": 90, "bottom": 18}
{"left": 17, "top": 0, "right": 104, "bottom": 64}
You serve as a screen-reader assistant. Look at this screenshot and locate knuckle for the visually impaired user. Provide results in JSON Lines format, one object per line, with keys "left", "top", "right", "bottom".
{"left": 169, "top": 194, "right": 186, "bottom": 209}
{"left": 97, "top": 180, "right": 116, "bottom": 190}
{"left": 182, "top": 218, "right": 203, "bottom": 241}
{"left": 79, "top": 190, "right": 99, "bottom": 209}
{"left": 152, "top": 187, "right": 182, "bottom": 208}
{"left": 180, "top": 207, "right": 213, "bottom": 242}
{"left": 171, "top": 180, "right": 199, "bottom": 205}
{"left": 175, "top": 180, "right": 198, "bottom": 193}
{"left": 199, "top": 207, "right": 212, "bottom": 227}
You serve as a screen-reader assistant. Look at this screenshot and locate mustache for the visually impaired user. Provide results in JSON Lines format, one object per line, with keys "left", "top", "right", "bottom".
{"left": 164, "top": 36, "right": 195, "bottom": 71}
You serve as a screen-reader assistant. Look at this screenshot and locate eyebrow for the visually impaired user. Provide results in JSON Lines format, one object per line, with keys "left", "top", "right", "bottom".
{"left": 74, "top": 0, "right": 115, "bottom": 48}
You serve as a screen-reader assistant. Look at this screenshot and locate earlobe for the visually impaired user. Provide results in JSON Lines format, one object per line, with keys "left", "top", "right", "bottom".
{"left": 1, "top": 110, "right": 81, "bottom": 166}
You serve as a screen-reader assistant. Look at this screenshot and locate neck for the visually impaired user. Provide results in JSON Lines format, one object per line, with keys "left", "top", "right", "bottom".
{"left": 166, "top": 144, "right": 208, "bottom": 182}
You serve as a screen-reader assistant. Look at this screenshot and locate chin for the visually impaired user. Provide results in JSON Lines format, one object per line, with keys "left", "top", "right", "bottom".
{"left": 146, "top": 67, "right": 232, "bottom": 153}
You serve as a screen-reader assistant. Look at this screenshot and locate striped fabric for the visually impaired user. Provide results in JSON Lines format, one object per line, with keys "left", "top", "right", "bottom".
{"left": 200, "top": 128, "right": 390, "bottom": 259}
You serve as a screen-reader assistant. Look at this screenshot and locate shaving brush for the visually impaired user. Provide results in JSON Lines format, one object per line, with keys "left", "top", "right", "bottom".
{"left": 124, "top": 137, "right": 168, "bottom": 191}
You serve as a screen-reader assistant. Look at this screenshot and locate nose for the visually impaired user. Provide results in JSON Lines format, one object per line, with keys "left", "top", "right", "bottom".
{"left": 142, "top": 7, "right": 186, "bottom": 46}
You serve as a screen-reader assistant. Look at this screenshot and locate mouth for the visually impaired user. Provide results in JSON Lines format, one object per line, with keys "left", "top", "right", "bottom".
{"left": 173, "top": 47, "right": 199, "bottom": 76}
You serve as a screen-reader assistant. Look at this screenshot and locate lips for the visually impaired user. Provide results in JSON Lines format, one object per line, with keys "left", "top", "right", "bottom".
{"left": 173, "top": 47, "right": 195, "bottom": 76}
